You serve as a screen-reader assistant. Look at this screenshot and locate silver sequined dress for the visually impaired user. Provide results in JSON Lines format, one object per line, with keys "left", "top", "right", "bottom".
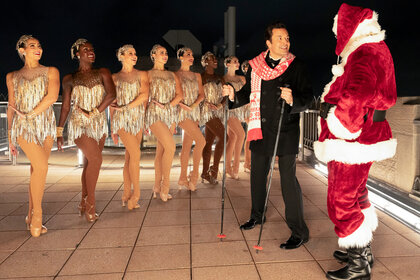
{"left": 177, "top": 71, "right": 201, "bottom": 123}
{"left": 67, "top": 70, "right": 108, "bottom": 144}
{"left": 200, "top": 78, "right": 224, "bottom": 126}
{"left": 11, "top": 66, "right": 56, "bottom": 145}
{"left": 112, "top": 74, "right": 145, "bottom": 135}
{"left": 145, "top": 70, "right": 178, "bottom": 129}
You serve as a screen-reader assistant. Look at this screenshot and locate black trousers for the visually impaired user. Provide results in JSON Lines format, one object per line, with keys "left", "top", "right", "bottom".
{"left": 250, "top": 152, "right": 309, "bottom": 240}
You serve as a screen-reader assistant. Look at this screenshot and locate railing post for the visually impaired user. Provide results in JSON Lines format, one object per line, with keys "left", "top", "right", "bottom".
{"left": 298, "top": 111, "right": 304, "bottom": 161}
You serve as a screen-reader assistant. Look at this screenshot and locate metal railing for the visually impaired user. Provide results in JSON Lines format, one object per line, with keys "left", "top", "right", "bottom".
{"left": 302, "top": 109, "right": 319, "bottom": 151}
{"left": 0, "top": 101, "right": 184, "bottom": 164}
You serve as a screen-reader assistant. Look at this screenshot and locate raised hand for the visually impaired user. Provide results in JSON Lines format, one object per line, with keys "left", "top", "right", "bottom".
{"left": 279, "top": 87, "right": 293, "bottom": 105}
{"left": 222, "top": 84, "right": 235, "bottom": 101}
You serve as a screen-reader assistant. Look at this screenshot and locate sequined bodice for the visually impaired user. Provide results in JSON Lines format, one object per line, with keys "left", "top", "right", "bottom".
{"left": 112, "top": 73, "right": 145, "bottom": 135}
{"left": 178, "top": 72, "right": 199, "bottom": 106}
{"left": 149, "top": 70, "right": 176, "bottom": 103}
{"left": 13, "top": 67, "right": 49, "bottom": 112}
{"left": 200, "top": 78, "right": 224, "bottom": 125}
{"left": 177, "top": 71, "right": 201, "bottom": 123}
{"left": 71, "top": 70, "right": 105, "bottom": 110}
{"left": 203, "top": 82, "right": 223, "bottom": 105}
{"left": 228, "top": 79, "right": 245, "bottom": 92}
{"left": 68, "top": 70, "right": 108, "bottom": 144}
{"left": 115, "top": 80, "right": 141, "bottom": 105}
{"left": 11, "top": 66, "right": 56, "bottom": 145}
{"left": 145, "top": 70, "right": 178, "bottom": 129}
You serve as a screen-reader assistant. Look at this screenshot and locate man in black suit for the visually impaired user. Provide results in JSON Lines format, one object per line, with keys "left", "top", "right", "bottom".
{"left": 224, "top": 22, "right": 313, "bottom": 249}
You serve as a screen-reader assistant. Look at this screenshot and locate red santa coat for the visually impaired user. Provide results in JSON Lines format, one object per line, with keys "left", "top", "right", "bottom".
{"left": 314, "top": 8, "right": 397, "bottom": 165}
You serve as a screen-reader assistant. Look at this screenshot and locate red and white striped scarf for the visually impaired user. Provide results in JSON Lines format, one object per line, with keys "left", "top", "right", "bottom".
{"left": 247, "top": 51, "right": 295, "bottom": 141}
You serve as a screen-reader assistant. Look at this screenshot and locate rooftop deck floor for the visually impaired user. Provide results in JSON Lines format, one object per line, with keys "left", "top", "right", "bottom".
{"left": 0, "top": 147, "right": 419, "bottom": 279}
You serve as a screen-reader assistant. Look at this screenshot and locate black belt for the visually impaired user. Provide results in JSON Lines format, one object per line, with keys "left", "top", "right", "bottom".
{"left": 371, "top": 110, "right": 386, "bottom": 122}
{"left": 320, "top": 102, "right": 386, "bottom": 122}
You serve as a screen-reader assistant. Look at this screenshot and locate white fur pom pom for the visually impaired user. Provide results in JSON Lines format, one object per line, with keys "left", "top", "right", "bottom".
{"left": 332, "top": 64, "right": 344, "bottom": 76}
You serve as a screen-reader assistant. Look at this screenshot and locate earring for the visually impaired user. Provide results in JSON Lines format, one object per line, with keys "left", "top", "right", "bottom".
{"left": 77, "top": 56, "right": 80, "bottom": 59}
{"left": 23, "top": 52, "right": 26, "bottom": 56}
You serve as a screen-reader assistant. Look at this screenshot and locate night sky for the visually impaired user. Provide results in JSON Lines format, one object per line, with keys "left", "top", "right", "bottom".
{"left": 0, "top": 0, "right": 417, "bottom": 99}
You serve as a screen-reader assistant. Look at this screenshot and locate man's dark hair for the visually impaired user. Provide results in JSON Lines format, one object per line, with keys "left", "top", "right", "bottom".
{"left": 264, "top": 21, "right": 287, "bottom": 42}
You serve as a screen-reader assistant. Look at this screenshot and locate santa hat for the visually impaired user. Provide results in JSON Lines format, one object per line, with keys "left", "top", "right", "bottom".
{"left": 335, "top": 3, "right": 373, "bottom": 56}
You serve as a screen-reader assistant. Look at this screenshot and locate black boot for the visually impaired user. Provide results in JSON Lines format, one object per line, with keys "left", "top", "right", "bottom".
{"left": 326, "top": 246, "right": 371, "bottom": 280}
{"left": 333, "top": 244, "right": 374, "bottom": 266}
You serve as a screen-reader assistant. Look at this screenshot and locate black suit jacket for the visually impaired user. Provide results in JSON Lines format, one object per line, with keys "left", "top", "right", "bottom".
{"left": 229, "top": 57, "right": 313, "bottom": 156}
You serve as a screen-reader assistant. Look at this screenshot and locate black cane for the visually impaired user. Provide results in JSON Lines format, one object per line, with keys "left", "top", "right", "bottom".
{"left": 217, "top": 93, "right": 230, "bottom": 240}
{"left": 253, "top": 94, "right": 287, "bottom": 251}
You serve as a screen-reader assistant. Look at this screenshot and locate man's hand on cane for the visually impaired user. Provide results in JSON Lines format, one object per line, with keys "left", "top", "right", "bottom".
{"left": 222, "top": 84, "right": 235, "bottom": 101}
{"left": 279, "top": 87, "right": 293, "bottom": 105}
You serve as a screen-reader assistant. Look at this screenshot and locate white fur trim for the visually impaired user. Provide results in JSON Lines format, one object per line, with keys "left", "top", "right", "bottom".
{"left": 317, "top": 116, "right": 322, "bottom": 138}
{"left": 332, "top": 14, "right": 338, "bottom": 36}
{"left": 332, "top": 64, "right": 344, "bottom": 76}
{"left": 327, "top": 107, "right": 362, "bottom": 140}
{"left": 314, "top": 138, "right": 397, "bottom": 164}
{"left": 340, "top": 13, "right": 385, "bottom": 58}
{"left": 338, "top": 216, "right": 373, "bottom": 248}
{"left": 321, "top": 12, "right": 385, "bottom": 103}
{"left": 362, "top": 205, "right": 378, "bottom": 232}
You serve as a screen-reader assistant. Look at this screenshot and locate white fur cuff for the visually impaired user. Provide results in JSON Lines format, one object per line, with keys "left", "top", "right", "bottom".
{"left": 338, "top": 216, "right": 373, "bottom": 248}
{"left": 327, "top": 107, "right": 362, "bottom": 140}
{"left": 362, "top": 205, "right": 378, "bottom": 232}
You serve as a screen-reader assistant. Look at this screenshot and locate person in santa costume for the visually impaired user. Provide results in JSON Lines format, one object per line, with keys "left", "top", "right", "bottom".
{"left": 314, "top": 3, "right": 397, "bottom": 280}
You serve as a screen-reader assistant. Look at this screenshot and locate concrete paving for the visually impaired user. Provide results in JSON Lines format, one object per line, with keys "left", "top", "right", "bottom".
{"left": 0, "top": 147, "right": 419, "bottom": 279}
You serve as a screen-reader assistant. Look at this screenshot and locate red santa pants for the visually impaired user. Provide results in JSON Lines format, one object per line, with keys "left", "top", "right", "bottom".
{"left": 327, "top": 161, "right": 373, "bottom": 240}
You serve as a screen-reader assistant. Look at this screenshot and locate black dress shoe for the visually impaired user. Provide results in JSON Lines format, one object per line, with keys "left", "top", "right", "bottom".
{"left": 239, "top": 218, "right": 264, "bottom": 230}
{"left": 280, "top": 235, "right": 308, "bottom": 250}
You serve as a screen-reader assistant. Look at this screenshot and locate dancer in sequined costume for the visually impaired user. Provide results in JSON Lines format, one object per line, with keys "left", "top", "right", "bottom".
{"left": 200, "top": 52, "right": 226, "bottom": 185}
{"left": 146, "top": 45, "right": 183, "bottom": 202}
{"left": 110, "top": 44, "right": 149, "bottom": 209}
{"left": 57, "top": 39, "right": 116, "bottom": 222}
{"left": 7, "top": 35, "right": 59, "bottom": 237}
{"left": 224, "top": 56, "right": 246, "bottom": 180}
{"left": 175, "top": 47, "right": 206, "bottom": 191}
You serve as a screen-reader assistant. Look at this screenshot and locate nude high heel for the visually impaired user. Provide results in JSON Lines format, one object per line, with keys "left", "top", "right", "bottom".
{"left": 209, "top": 165, "right": 218, "bottom": 181}
{"left": 84, "top": 200, "right": 98, "bottom": 222}
{"left": 127, "top": 196, "right": 140, "bottom": 210}
{"left": 159, "top": 192, "right": 173, "bottom": 202}
{"left": 201, "top": 170, "right": 217, "bottom": 185}
{"left": 178, "top": 178, "right": 189, "bottom": 190}
{"left": 29, "top": 210, "right": 46, "bottom": 238}
{"left": 25, "top": 214, "right": 47, "bottom": 235}
{"left": 121, "top": 190, "right": 132, "bottom": 207}
{"left": 153, "top": 183, "right": 161, "bottom": 199}
{"left": 78, "top": 197, "right": 86, "bottom": 216}
{"left": 188, "top": 174, "right": 198, "bottom": 192}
